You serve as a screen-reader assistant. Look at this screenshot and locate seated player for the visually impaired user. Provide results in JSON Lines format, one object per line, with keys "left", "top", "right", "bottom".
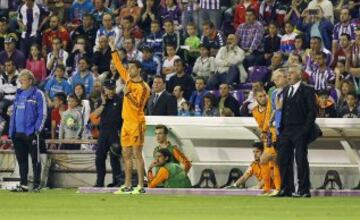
{"left": 226, "top": 142, "right": 269, "bottom": 189}
{"left": 252, "top": 89, "right": 281, "bottom": 196}
{"left": 147, "top": 148, "right": 192, "bottom": 188}
{"left": 148, "top": 124, "right": 191, "bottom": 173}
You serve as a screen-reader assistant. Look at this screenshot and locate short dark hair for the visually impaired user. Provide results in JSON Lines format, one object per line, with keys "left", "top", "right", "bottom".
{"left": 311, "top": 36, "right": 322, "bottom": 42}
{"left": 54, "top": 92, "right": 67, "bottom": 104}
{"left": 67, "top": 94, "right": 81, "bottom": 104}
{"left": 202, "top": 20, "right": 214, "bottom": 29}
{"left": 153, "top": 75, "right": 166, "bottom": 83}
{"left": 83, "top": 13, "right": 95, "bottom": 21}
{"left": 246, "top": 8, "right": 256, "bottom": 15}
{"left": 317, "top": 90, "right": 330, "bottom": 97}
{"left": 165, "top": 43, "right": 176, "bottom": 49}
{"left": 128, "top": 60, "right": 142, "bottom": 69}
{"left": 174, "top": 58, "right": 185, "bottom": 67}
{"left": 315, "top": 51, "right": 327, "bottom": 59}
{"left": 78, "top": 57, "right": 90, "bottom": 65}
{"left": 347, "top": 92, "right": 358, "bottom": 99}
{"left": 252, "top": 142, "right": 264, "bottom": 151}
{"left": 155, "top": 124, "right": 169, "bottom": 134}
{"left": 195, "top": 76, "right": 206, "bottom": 84}
{"left": 4, "top": 59, "right": 14, "bottom": 65}
{"left": 163, "top": 19, "right": 174, "bottom": 25}
{"left": 156, "top": 148, "right": 172, "bottom": 163}
{"left": 203, "top": 93, "right": 217, "bottom": 107}
{"left": 151, "top": 20, "right": 160, "bottom": 25}
{"left": 55, "top": 64, "right": 66, "bottom": 72}
{"left": 295, "top": 35, "right": 304, "bottom": 41}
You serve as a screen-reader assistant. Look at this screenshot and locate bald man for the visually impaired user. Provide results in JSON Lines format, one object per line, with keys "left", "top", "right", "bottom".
{"left": 208, "top": 34, "right": 247, "bottom": 89}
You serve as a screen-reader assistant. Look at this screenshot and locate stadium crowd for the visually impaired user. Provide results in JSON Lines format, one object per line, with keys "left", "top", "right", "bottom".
{"left": 0, "top": 0, "right": 357, "bottom": 193}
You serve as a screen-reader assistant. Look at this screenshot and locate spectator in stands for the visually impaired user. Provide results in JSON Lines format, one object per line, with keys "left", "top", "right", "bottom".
{"left": 140, "top": 0, "right": 160, "bottom": 35}
{"left": 189, "top": 77, "right": 208, "bottom": 116}
{"left": 71, "top": 13, "right": 97, "bottom": 50}
{"left": 93, "top": 36, "right": 111, "bottom": 74}
{"left": 51, "top": 92, "right": 67, "bottom": 140}
{"left": 294, "top": 35, "right": 305, "bottom": 57}
{"left": 201, "top": 20, "right": 226, "bottom": 57}
{"left": 332, "top": 33, "right": 352, "bottom": 68}
{"left": 95, "top": 13, "right": 121, "bottom": 49}
{"left": 304, "top": 37, "right": 332, "bottom": 75}
{"left": 147, "top": 148, "right": 192, "bottom": 188}
{"left": 0, "top": 17, "right": 11, "bottom": 52}
{"left": 233, "top": 0, "right": 260, "bottom": 29}
{"left": 123, "top": 38, "right": 143, "bottom": 62}
{"left": 280, "top": 22, "right": 297, "bottom": 57}
{"left": 73, "top": 84, "right": 91, "bottom": 128}
{"left": 141, "top": 46, "right": 161, "bottom": 83}
{"left": 143, "top": 20, "right": 163, "bottom": 59}
{"left": 68, "top": 57, "right": 95, "bottom": 96}
{"left": 119, "top": 15, "right": 144, "bottom": 48}
{"left": 46, "top": 37, "right": 69, "bottom": 76}
{"left": 92, "top": 79, "right": 123, "bottom": 187}
{"left": 218, "top": 83, "right": 240, "bottom": 117}
{"left": 9, "top": 69, "right": 46, "bottom": 192}
{"left": 192, "top": 44, "right": 215, "bottom": 81}
{"left": 67, "top": 36, "right": 91, "bottom": 74}
{"left": 162, "top": 19, "right": 181, "bottom": 54}
{"left": 284, "top": 0, "right": 307, "bottom": 25}
{"left": 240, "top": 81, "right": 264, "bottom": 116}
{"left": 42, "top": 15, "right": 70, "bottom": 53}
{"left": 0, "top": 59, "right": 20, "bottom": 102}
{"left": 259, "top": 0, "right": 287, "bottom": 27}
{"left": 173, "top": 85, "right": 186, "bottom": 112}
{"left": 184, "top": 23, "right": 201, "bottom": 65}
{"left": 25, "top": 44, "right": 46, "bottom": 85}
{"left": 263, "top": 22, "right": 281, "bottom": 66}
{"left": 150, "top": 124, "right": 191, "bottom": 173}
{"left": 336, "top": 79, "right": 356, "bottom": 109}
{"left": 316, "top": 90, "right": 337, "bottom": 118}
{"left": 202, "top": 93, "right": 219, "bottom": 116}
{"left": 334, "top": 61, "right": 353, "bottom": 90}
{"left": 160, "top": 0, "right": 182, "bottom": 30}
{"left": 69, "top": 0, "right": 94, "bottom": 24}
{"left": 307, "top": 0, "right": 334, "bottom": 23}
{"left": 235, "top": 9, "right": 264, "bottom": 69}
{"left": 178, "top": 101, "right": 192, "bottom": 116}
{"left": 17, "top": 0, "right": 50, "bottom": 57}
{"left": 98, "top": 61, "right": 124, "bottom": 94}
{"left": 162, "top": 44, "right": 180, "bottom": 81}
{"left": 59, "top": 94, "right": 83, "bottom": 148}
{"left": 168, "top": 59, "right": 195, "bottom": 100}
{"left": 147, "top": 75, "right": 178, "bottom": 115}
{"left": 45, "top": 63, "right": 72, "bottom": 104}
{"left": 119, "top": 0, "right": 142, "bottom": 24}
{"left": 338, "top": 92, "right": 360, "bottom": 118}
{"left": 297, "top": 6, "right": 334, "bottom": 51}
{"left": 198, "top": 0, "right": 222, "bottom": 31}
{"left": 92, "top": 0, "right": 112, "bottom": 26}
{"left": 209, "top": 34, "right": 246, "bottom": 89}
{"left": 310, "top": 52, "right": 335, "bottom": 91}
{"left": 0, "top": 34, "right": 26, "bottom": 70}
{"left": 332, "top": 8, "right": 356, "bottom": 54}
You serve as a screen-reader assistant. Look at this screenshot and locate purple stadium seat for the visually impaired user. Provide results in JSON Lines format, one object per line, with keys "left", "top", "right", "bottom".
{"left": 230, "top": 90, "right": 245, "bottom": 106}
{"left": 209, "top": 90, "right": 220, "bottom": 98}
{"left": 248, "top": 66, "right": 271, "bottom": 83}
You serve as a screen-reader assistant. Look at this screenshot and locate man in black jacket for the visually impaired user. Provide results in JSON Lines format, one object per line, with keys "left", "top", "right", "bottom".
{"left": 167, "top": 59, "right": 195, "bottom": 100}
{"left": 147, "top": 75, "right": 177, "bottom": 116}
{"left": 277, "top": 65, "right": 319, "bottom": 198}
{"left": 218, "top": 83, "right": 240, "bottom": 116}
{"left": 92, "top": 80, "right": 123, "bottom": 187}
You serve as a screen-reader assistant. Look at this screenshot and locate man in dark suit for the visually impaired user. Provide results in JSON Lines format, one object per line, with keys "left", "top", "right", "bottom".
{"left": 218, "top": 83, "right": 240, "bottom": 116}
{"left": 147, "top": 75, "right": 177, "bottom": 116}
{"left": 277, "top": 65, "right": 318, "bottom": 198}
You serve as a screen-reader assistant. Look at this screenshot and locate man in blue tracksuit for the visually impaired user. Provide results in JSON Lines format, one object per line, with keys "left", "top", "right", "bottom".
{"left": 9, "top": 70, "right": 47, "bottom": 192}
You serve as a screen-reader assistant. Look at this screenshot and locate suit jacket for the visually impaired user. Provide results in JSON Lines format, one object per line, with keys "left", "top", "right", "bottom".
{"left": 280, "top": 83, "right": 322, "bottom": 143}
{"left": 146, "top": 91, "right": 178, "bottom": 116}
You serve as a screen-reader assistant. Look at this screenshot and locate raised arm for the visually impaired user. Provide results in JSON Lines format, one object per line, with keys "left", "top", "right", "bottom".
{"left": 109, "top": 38, "right": 129, "bottom": 82}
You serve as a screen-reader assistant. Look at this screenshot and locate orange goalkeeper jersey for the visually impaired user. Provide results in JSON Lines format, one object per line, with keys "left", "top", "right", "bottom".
{"left": 111, "top": 51, "right": 150, "bottom": 123}
{"left": 252, "top": 98, "right": 276, "bottom": 142}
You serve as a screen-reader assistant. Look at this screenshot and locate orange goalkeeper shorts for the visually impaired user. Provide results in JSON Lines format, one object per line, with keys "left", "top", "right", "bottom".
{"left": 121, "top": 121, "right": 146, "bottom": 148}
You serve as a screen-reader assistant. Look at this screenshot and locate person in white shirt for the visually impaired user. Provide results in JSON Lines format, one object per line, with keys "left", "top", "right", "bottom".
{"left": 208, "top": 34, "right": 246, "bottom": 89}
{"left": 307, "top": 0, "right": 334, "bottom": 23}
{"left": 192, "top": 44, "right": 215, "bottom": 82}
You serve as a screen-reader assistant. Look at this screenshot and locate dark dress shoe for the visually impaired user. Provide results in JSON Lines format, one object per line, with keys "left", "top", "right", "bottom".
{"left": 93, "top": 184, "right": 104, "bottom": 188}
{"left": 301, "top": 193, "right": 311, "bottom": 198}
{"left": 274, "top": 190, "right": 292, "bottom": 197}
{"left": 107, "top": 182, "right": 121, "bottom": 187}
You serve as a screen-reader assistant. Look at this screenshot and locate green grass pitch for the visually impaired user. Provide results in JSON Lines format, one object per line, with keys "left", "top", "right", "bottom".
{"left": 0, "top": 189, "right": 360, "bottom": 220}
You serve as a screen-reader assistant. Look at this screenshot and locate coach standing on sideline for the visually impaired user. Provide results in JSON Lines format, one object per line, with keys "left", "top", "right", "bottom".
{"left": 277, "top": 65, "right": 320, "bottom": 198}
{"left": 9, "top": 70, "right": 47, "bottom": 192}
{"left": 92, "top": 80, "right": 123, "bottom": 187}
